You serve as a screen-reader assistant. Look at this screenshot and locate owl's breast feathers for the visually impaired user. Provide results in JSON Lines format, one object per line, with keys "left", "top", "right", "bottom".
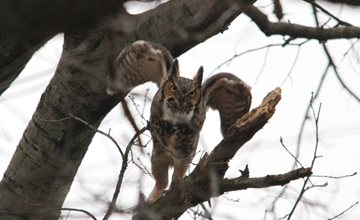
{"left": 150, "top": 102, "right": 205, "bottom": 161}
{"left": 151, "top": 119, "right": 198, "bottom": 161}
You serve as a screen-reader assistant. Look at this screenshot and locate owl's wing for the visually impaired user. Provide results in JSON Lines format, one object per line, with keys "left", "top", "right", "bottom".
{"left": 202, "top": 73, "right": 252, "bottom": 136}
{"left": 106, "top": 40, "right": 173, "bottom": 95}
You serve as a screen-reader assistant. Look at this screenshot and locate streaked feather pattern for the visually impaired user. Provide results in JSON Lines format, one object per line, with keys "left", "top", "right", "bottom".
{"left": 202, "top": 73, "right": 251, "bottom": 136}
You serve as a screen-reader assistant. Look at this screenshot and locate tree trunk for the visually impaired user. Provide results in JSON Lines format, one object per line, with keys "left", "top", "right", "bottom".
{"left": 0, "top": 29, "right": 118, "bottom": 219}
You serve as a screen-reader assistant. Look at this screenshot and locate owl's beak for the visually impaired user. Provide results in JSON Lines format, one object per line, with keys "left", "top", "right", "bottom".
{"left": 179, "top": 96, "right": 185, "bottom": 103}
{"left": 178, "top": 96, "right": 190, "bottom": 112}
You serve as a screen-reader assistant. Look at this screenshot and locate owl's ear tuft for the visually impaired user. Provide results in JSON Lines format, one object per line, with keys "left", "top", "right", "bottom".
{"left": 193, "top": 66, "right": 203, "bottom": 88}
{"left": 169, "top": 59, "right": 180, "bottom": 80}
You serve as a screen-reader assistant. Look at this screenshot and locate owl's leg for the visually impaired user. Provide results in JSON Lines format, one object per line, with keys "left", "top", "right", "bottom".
{"left": 170, "top": 164, "right": 188, "bottom": 187}
{"left": 148, "top": 154, "right": 169, "bottom": 203}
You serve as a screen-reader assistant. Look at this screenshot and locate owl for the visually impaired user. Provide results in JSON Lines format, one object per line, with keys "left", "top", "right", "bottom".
{"left": 148, "top": 60, "right": 206, "bottom": 203}
{"left": 147, "top": 59, "right": 252, "bottom": 203}
{"left": 106, "top": 41, "right": 252, "bottom": 204}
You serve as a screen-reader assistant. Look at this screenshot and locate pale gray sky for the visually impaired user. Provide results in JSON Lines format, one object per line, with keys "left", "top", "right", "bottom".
{"left": 1, "top": 1, "right": 360, "bottom": 219}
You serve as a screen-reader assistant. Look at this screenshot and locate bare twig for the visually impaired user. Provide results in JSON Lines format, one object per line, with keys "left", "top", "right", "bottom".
{"left": 287, "top": 96, "right": 322, "bottom": 219}
{"left": 279, "top": 137, "right": 304, "bottom": 168}
{"left": 61, "top": 208, "right": 97, "bottom": 220}
{"left": 35, "top": 116, "right": 72, "bottom": 123}
{"left": 199, "top": 203, "right": 213, "bottom": 220}
{"left": 309, "top": 100, "right": 321, "bottom": 167}
{"left": 130, "top": 154, "right": 152, "bottom": 175}
{"left": 328, "top": 201, "right": 359, "bottom": 220}
{"left": 296, "top": 64, "right": 329, "bottom": 158}
{"left": 142, "top": 89, "right": 151, "bottom": 118}
{"left": 212, "top": 42, "right": 307, "bottom": 75}
{"left": 305, "top": 182, "right": 327, "bottom": 191}
{"left": 312, "top": 172, "right": 357, "bottom": 179}
{"left": 103, "top": 126, "right": 148, "bottom": 220}
{"left": 269, "top": 65, "right": 329, "bottom": 216}
{"left": 68, "top": 113, "right": 124, "bottom": 157}
{"left": 322, "top": 44, "right": 360, "bottom": 103}
{"left": 280, "top": 46, "right": 301, "bottom": 86}
{"left": 302, "top": 0, "right": 352, "bottom": 26}
{"left": 254, "top": 46, "right": 270, "bottom": 84}
{"left": 342, "top": 39, "right": 360, "bottom": 61}
{"left": 121, "top": 100, "right": 145, "bottom": 148}
{"left": 128, "top": 92, "right": 150, "bottom": 124}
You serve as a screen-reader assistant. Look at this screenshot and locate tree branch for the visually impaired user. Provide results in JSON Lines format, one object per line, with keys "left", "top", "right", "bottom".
{"left": 106, "top": 0, "right": 256, "bottom": 57}
{"left": 0, "top": 36, "right": 51, "bottom": 96}
{"left": 321, "top": 0, "right": 360, "bottom": 6}
{"left": 61, "top": 208, "right": 97, "bottom": 220}
{"left": 244, "top": 5, "right": 360, "bottom": 40}
{"left": 221, "top": 167, "right": 312, "bottom": 192}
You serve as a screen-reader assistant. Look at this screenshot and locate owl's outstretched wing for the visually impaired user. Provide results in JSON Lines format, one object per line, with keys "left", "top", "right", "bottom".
{"left": 106, "top": 40, "right": 173, "bottom": 95}
{"left": 202, "top": 73, "right": 252, "bottom": 136}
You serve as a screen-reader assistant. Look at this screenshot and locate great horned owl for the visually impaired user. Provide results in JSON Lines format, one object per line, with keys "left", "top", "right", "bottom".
{"left": 147, "top": 60, "right": 251, "bottom": 203}
{"left": 106, "top": 40, "right": 252, "bottom": 204}
{"left": 148, "top": 60, "right": 206, "bottom": 203}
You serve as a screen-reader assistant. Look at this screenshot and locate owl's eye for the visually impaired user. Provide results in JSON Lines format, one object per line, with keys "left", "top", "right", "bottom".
{"left": 189, "top": 91, "right": 196, "bottom": 96}
{"left": 170, "top": 84, "right": 177, "bottom": 92}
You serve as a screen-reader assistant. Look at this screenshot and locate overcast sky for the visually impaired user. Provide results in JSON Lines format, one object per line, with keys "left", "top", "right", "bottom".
{"left": 1, "top": 0, "right": 360, "bottom": 219}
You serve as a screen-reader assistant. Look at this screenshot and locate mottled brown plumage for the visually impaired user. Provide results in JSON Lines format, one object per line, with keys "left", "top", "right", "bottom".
{"left": 106, "top": 40, "right": 173, "bottom": 95}
{"left": 148, "top": 60, "right": 206, "bottom": 203}
{"left": 106, "top": 41, "right": 252, "bottom": 203}
{"left": 202, "top": 73, "right": 252, "bottom": 136}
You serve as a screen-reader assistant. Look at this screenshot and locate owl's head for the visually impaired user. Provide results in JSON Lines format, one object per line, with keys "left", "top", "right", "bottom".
{"left": 161, "top": 60, "right": 203, "bottom": 115}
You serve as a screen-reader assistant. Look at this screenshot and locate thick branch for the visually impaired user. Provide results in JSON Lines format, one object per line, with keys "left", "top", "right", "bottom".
{"left": 0, "top": 0, "right": 126, "bottom": 38}
{"left": 133, "top": 88, "right": 284, "bottom": 220}
{"left": 245, "top": 5, "right": 360, "bottom": 40}
{"left": 0, "top": 36, "right": 51, "bottom": 96}
{"left": 107, "top": 0, "right": 256, "bottom": 57}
